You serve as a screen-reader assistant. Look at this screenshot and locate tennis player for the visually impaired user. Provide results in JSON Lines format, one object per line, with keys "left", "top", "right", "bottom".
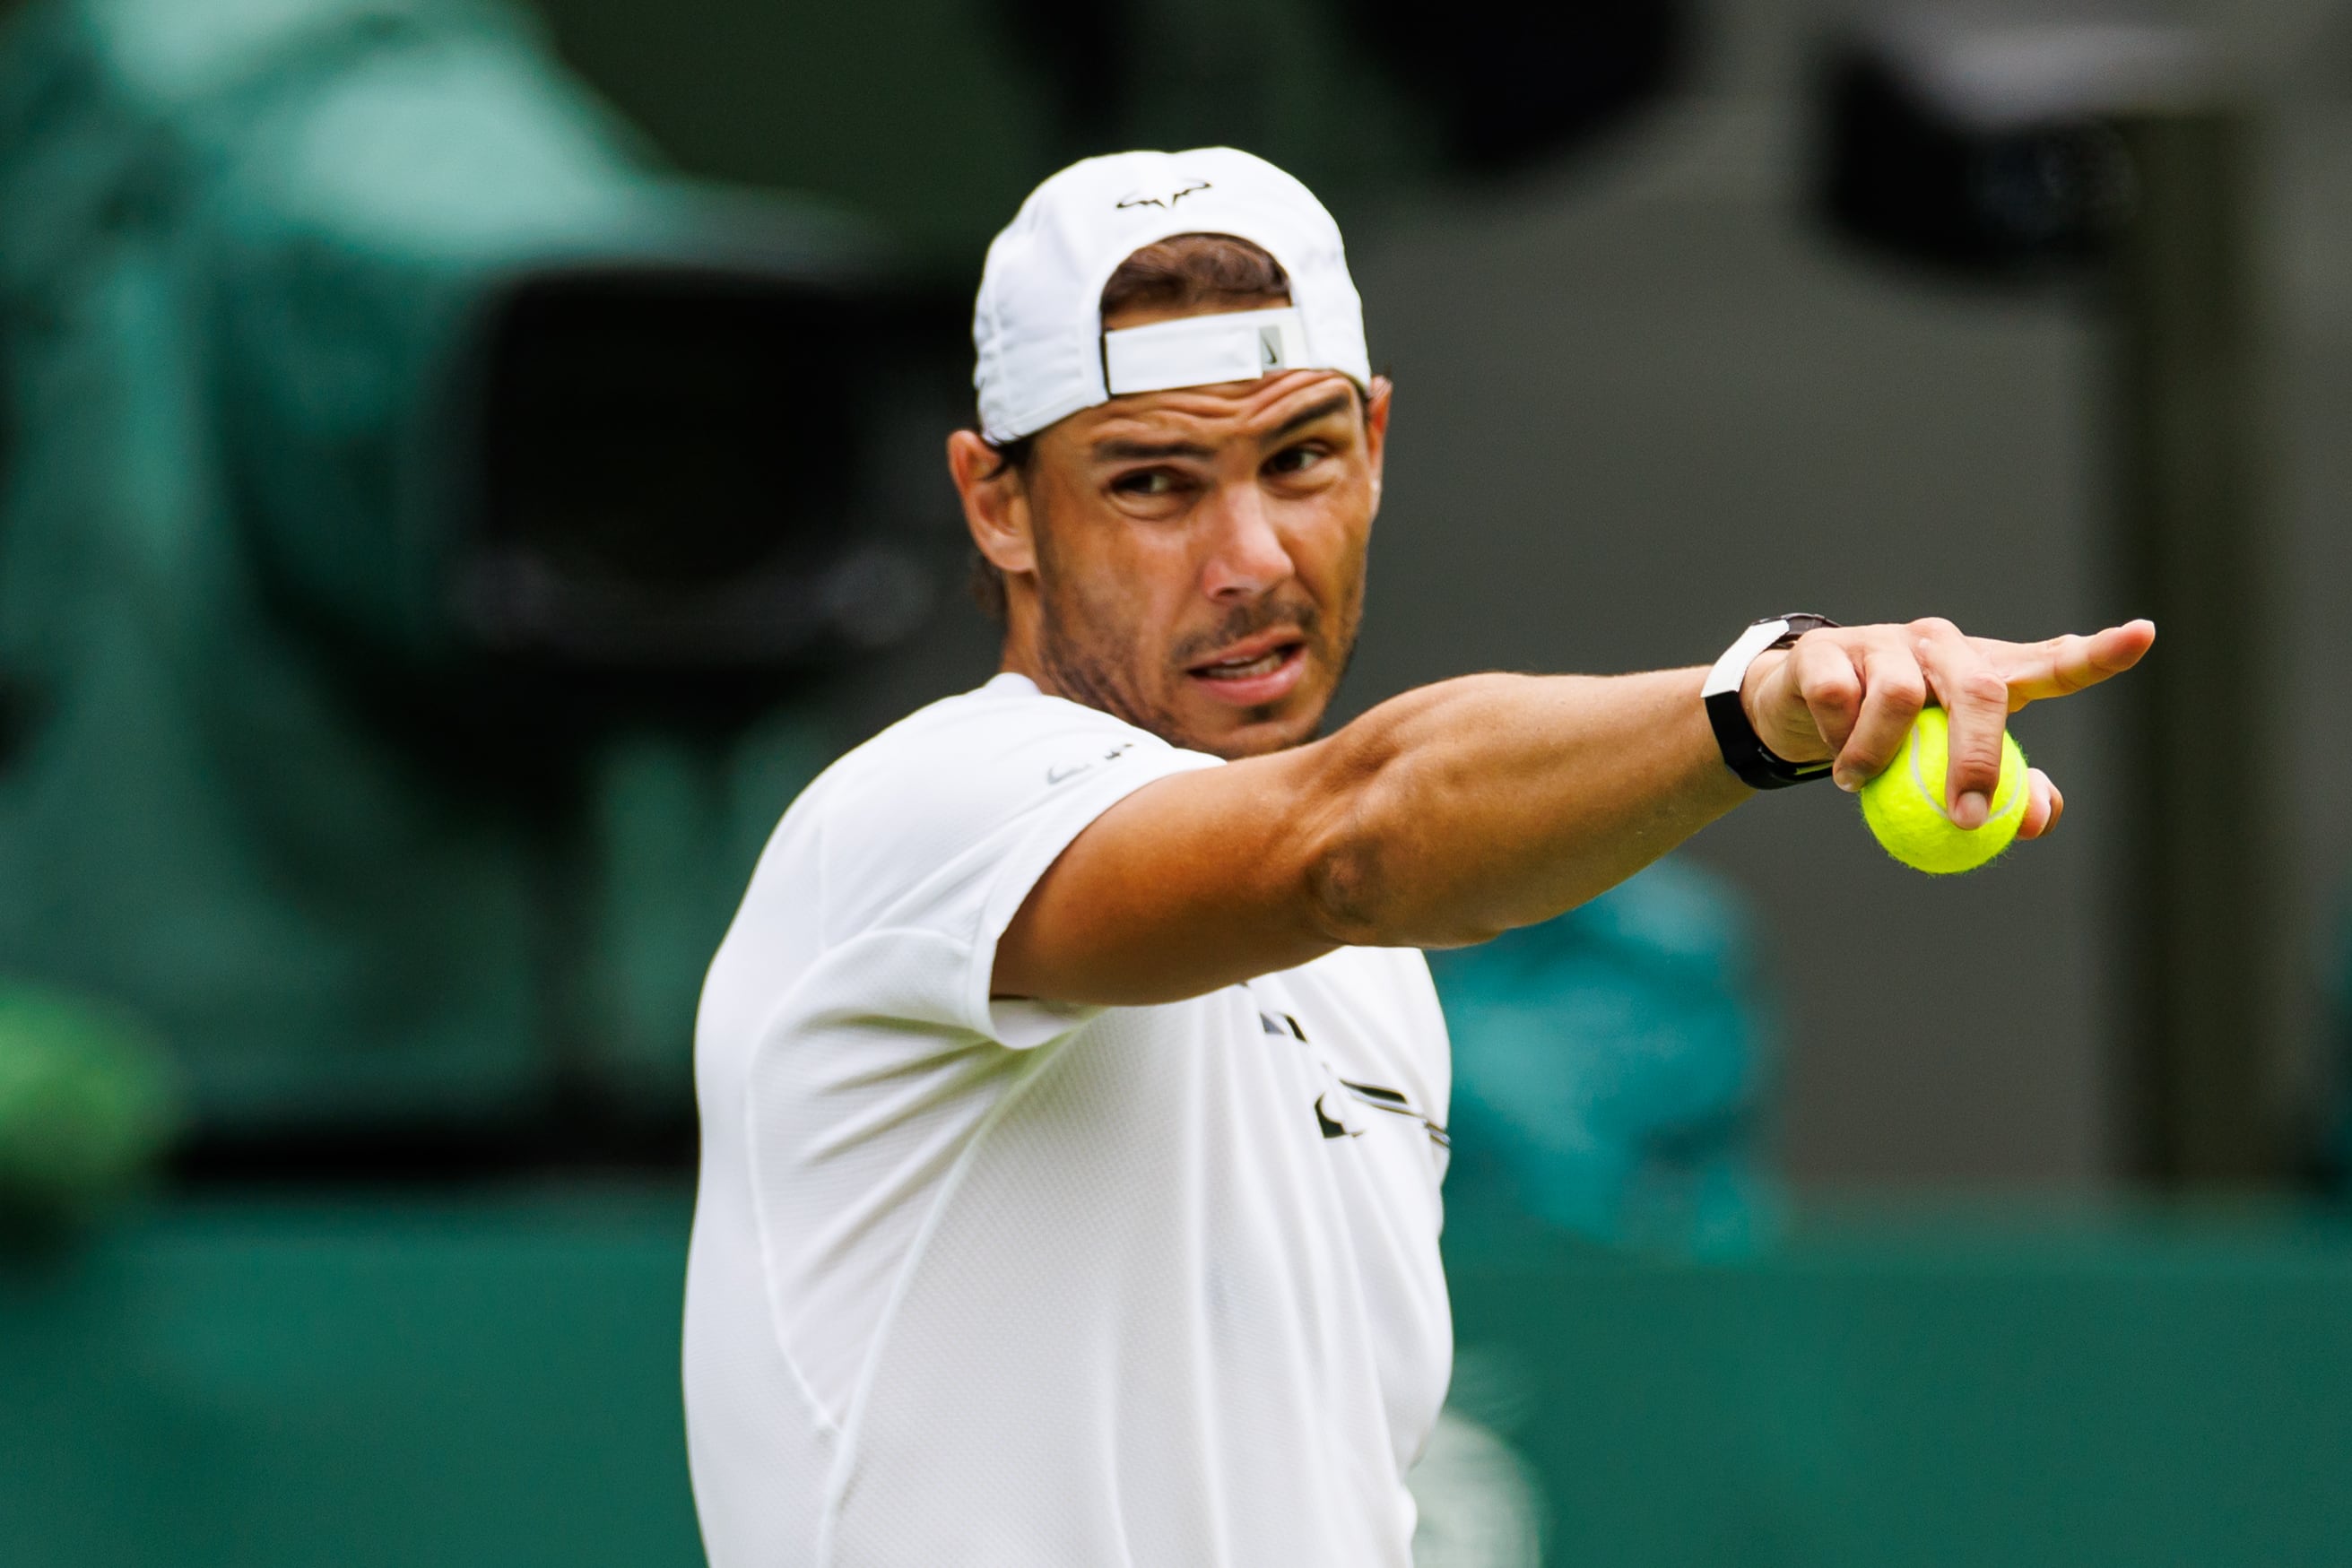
{"left": 682, "top": 147, "right": 2152, "bottom": 1566}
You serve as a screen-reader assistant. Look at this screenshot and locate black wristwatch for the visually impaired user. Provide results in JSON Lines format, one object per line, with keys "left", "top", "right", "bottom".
{"left": 1702, "top": 614, "right": 1840, "bottom": 790}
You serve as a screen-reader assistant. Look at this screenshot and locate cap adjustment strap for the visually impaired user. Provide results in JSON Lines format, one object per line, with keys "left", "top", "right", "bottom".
{"left": 1101, "top": 307, "right": 1309, "bottom": 397}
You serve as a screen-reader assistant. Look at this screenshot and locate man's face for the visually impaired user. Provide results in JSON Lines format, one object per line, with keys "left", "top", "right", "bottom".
{"left": 979, "top": 318, "right": 1389, "bottom": 760}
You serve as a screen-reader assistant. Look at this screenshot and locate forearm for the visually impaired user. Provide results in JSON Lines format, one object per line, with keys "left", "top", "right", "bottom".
{"left": 1306, "top": 668, "right": 1749, "bottom": 949}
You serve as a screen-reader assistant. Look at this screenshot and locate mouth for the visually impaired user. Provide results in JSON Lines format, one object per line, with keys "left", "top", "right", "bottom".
{"left": 1184, "top": 634, "right": 1309, "bottom": 707}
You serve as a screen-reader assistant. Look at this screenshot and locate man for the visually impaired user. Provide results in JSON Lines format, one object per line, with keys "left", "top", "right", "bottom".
{"left": 682, "top": 147, "right": 2152, "bottom": 1565}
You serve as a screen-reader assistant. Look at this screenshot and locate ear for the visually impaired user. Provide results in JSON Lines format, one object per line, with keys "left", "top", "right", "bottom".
{"left": 1362, "top": 377, "right": 1393, "bottom": 517}
{"left": 947, "top": 430, "right": 1037, "bottom": 576}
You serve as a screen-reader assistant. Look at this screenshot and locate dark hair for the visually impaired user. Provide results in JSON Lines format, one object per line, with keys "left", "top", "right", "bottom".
{"left": 1098, "top": 231, "right": 1290, "bottom": 319}
{"left": 968, "top": 234, "right": 1293, "bottom": 622}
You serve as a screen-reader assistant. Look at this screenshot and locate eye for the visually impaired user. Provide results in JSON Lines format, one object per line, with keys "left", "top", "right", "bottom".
{"left": 1111, "top": 468, "right": 1184, "bottom": 497}
{"left": 1265, "top": 443, "right": 1331, "bottom": 477}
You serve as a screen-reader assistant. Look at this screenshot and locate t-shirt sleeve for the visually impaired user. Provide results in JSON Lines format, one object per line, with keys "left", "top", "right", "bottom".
{"left": 809, "top": 692, "right": 1222, "bottom": 1049}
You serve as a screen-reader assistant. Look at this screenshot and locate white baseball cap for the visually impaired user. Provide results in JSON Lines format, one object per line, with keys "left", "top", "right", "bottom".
{"left": 972, "top": 147, "right": 1372, "bottom": 445}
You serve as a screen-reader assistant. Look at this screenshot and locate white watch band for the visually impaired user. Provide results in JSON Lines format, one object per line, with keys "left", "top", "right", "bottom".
{"left": 1702, "top": 617, "right": 1793, "bottom": 700}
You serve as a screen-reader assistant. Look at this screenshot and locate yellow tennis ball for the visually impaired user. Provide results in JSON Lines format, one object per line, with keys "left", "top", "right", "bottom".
{"left": 1859, "top": 706, "right": 2027, "bottom": 875}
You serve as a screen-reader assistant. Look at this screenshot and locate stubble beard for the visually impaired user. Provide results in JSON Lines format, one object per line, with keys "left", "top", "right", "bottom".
{"left": 1033, "top": 575, "right": 1362, "bottom": 760}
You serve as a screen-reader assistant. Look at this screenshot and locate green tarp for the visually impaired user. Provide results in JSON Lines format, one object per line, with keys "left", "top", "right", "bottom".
{"left": 7, "top": 1194, "right": 2349, "bottom": 1567}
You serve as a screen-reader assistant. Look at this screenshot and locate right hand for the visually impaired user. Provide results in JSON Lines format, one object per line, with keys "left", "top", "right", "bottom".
{"left": 1741, "top": 617, "right": 2157, "bottom": 834}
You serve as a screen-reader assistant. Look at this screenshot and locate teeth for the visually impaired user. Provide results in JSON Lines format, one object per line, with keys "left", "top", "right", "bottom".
{"left": 1201, "top": 650, "right": 1284, "bottom": 680}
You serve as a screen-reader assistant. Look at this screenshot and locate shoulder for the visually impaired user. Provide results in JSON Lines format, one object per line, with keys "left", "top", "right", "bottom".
{"left": 806, "top": 674, "right": 1194, "bottom": 835}
{"left": 775, "top": 675, "right": 1220, "bottom": 944}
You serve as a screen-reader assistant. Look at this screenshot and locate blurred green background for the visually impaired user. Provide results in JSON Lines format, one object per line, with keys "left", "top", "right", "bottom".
{"left": 4, "top": 0, "right": 2352, "bottom": 1561}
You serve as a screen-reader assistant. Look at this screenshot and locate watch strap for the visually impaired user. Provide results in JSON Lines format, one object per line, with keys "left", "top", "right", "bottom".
{"left": 1702, "top": 614, "right": 1840, "bottom": 790}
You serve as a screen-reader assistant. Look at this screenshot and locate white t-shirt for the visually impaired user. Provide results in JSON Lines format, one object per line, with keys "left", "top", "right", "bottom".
{"left": 683, "top": 673, "right": 1454, "bottom": 1567}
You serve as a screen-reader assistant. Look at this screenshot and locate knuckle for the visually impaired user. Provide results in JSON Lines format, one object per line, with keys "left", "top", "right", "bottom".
{"left": 1909, "top": 615, "right": 1960, "bottom": 639}
{"left": 1882, "top": 673, "right": 1928, "bottom": 712}
{"left": 1954, "top": 740, "right": 2004, "bottom": 779}
{"left": 1811, "top": 669, "right": 1862, "bottom": 707}
{"left": 1843, "top": 744, "right": 1896, "bottom": 782}
{"left": 1957, "top": 671, "right": 2008, "bottom": 708}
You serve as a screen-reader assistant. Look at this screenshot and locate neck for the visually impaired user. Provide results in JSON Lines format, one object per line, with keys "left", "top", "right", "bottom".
{"left": 995, "top": 589, "right": 1057, "bottom": 696}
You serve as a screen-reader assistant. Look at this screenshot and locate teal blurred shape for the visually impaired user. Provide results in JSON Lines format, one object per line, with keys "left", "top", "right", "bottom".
{"left": 1427, "top": 856, "right": 1781, "bottom": 1255}
{"left": 0, "top": 0, "right": 866, "bottom": 1142}
{"left": 0, "top": 983, "right": 178, "bottom": 1230}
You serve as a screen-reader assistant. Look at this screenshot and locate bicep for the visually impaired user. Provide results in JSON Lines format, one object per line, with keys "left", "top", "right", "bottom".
{"left": 991, "top": 746, "right": 1351, "bottom": 1007}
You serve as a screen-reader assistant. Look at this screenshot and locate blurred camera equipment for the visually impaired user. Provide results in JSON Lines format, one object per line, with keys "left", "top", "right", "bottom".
{"left": 0, "top": 0, "right": 959, "bottom": 1172}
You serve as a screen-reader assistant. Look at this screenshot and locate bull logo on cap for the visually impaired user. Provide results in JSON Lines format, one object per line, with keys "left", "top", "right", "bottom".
{"left": 1114, "top": 179, "right": 1211, "bottom": 211}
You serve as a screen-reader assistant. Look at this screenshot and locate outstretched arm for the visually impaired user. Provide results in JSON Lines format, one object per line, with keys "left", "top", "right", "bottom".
{"left": 993, "top": 619, "right": 2154, "bottom": 1007}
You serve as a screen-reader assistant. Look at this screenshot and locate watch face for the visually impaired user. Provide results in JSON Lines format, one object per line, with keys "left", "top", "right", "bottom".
{"left": 1766, "top": 614, "right": 1839, "bottom": 652}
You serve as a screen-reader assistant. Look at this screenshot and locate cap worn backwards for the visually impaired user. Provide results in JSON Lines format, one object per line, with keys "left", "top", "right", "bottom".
{"left": 972, "top": 148, "right": 1372, "bottom": 446}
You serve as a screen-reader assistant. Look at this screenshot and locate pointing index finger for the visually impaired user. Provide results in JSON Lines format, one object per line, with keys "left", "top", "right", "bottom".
{"left": 1992, "top": 620, "right": 2157, "bottom": 707}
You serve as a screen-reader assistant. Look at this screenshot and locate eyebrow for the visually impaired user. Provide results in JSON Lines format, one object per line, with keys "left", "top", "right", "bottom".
{"left": 1258, "top": 392, "right": 1355, "bottom": 449}
{"left": 1091, "top": 436, "right": 1215, "bottom": 463}
{"left": 1089, "top": 391, "right": 1358, "bottom": 464}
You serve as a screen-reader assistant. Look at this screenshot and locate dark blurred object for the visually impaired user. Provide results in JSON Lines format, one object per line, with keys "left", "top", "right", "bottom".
{"left": 0, "top": 984, "right": 178, "bottom": 1237}
{"left": 993, "top": 0, "right": 1688, "bottom": 179}
{"left": 991, "top": 0, "right": 1132, "bottom": 153}
{"left": 0, "top": 673, "right": 39, "bottom": 771}
{"left": 1428, "top": 857, "right": 1779, "bottom": 1257}
{"left": 0, "top": 0, "right": 953, "bottom": 1160}
{"left": 2105, "top": 108, "right": 2284, "bottom": 1186}
{"left": 1348, "top": 0, "right": 1688, "bottom": 174}
{"left": 460, "top": 271, "right": 925, "bottom": 678}
{"left": 1812, "top": 8, "right": 2285, "bottom": 1186}
{"left": 1815, "top": 9, "right": 2199, "bottom": 276}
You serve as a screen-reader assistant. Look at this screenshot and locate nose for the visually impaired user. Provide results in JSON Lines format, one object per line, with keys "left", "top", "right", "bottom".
{"left": 1197, "top": 481, "right": 1296, "bottom": 602}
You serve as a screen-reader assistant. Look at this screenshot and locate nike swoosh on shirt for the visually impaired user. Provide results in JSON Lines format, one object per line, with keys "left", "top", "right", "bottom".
{"left": 1314, "top": 1095, "right": 1362, "bottom": 1139}
{"left": 1340, "top": 1079, "right": 1449, "bottom": 1148}
{"left": 1046, "top": 742, "right": 1136, "bottom": 785}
